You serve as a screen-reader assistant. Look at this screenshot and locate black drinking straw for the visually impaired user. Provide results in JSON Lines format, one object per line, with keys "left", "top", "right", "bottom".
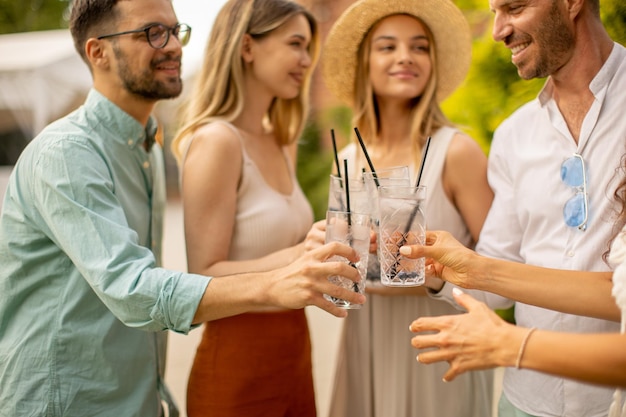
{"left": 391, "top": 137, "right": 432, "bottom": 279}
{"left": 331, "top": 129, "right": 342, "bottom": 178}
{"left": 330, "top": 129, "right": 346, "bottom": 211}
{"left": 354, "top": 127, "right": 379, "bottom": 187}
{"left": 343, "top": 158, "right": 360, "bottom": 293}
{"left": 415, "top": 136, "right": 431, "bottom": 188}
{"left": 343, "top": 159, "right": 351, "bottom": 225}
{"left": 404, "top": 136, "right": 431, "bottom": 234}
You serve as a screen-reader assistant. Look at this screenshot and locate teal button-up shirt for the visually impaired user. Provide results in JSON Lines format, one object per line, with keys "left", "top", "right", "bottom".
{"left": 0, "top": 89, "right": 211, "bottom": 417}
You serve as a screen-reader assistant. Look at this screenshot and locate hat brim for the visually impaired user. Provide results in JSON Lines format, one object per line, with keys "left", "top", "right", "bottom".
{"left": 322, "top": 0, "right": 472, "bottom": 106}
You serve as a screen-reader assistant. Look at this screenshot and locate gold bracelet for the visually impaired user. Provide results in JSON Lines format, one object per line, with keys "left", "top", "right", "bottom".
{"left": 515, "top": 327, "right": 537, "bottom": 369}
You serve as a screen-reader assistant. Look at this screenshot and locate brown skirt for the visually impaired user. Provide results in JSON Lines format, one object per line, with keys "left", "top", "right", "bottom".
{"left": 186, "top": 309, "right": 316, "bottom": 417}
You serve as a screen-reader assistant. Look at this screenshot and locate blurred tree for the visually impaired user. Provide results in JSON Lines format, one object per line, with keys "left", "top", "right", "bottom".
{"left": 0, "top": 0, "right": 69, "bottom": 34}
{"left": 302, "top": 0, "right": 625, "bottom": 221}
{"left": 298, "top": 0, "right": 624, "bottom": 322}
{"left": 296, "top": 122, "right": 334, "bottom": 221}
{"left": 602, "top": 0, "right": 626, "bottom": 44}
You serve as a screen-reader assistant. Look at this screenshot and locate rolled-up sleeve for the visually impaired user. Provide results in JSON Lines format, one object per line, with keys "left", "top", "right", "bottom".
{"left": 30, "top": 132, "right": 210, "bottom": 333}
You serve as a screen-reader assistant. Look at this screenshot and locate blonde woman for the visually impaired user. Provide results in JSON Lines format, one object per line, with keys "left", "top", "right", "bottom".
{"left": 171, "top": 0, "right": 324, "bottom": 415}
{"left": 321, "top": 0, "right": 494, "bottom": 416}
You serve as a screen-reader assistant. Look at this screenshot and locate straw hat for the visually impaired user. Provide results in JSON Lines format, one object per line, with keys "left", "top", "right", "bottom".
{"left": 322, "top": 0, "right": 472, "bottom": 105}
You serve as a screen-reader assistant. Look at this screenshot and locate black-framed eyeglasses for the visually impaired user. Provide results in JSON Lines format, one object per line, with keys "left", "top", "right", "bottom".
{"left": 97, "top": 23, "right": 191, "bottom": 49}
{"left": 560, "top": 153, "right": 588, "bottom": 231}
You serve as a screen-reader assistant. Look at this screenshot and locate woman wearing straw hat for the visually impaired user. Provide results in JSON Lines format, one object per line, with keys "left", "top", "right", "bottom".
{"left": 171, "top": 0, "right": 331, "bottom": 416}
{"left": 322, "top": 0, "right": 495, "bottom": 416}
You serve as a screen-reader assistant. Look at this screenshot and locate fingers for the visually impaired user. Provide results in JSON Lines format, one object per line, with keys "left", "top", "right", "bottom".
{"left": 283, "top": 243, "right": 366, "bottom": 312}
{"left": 308, "top": 247, "right": 366, "bottom": 306}
{"left": 323, "top": 259, "right": 362, "bottom": 284}
{"left": 452, "top": 287, "right": 483, "bottom": 312}
{"left": 411, "top": 324, "right": 466, "bottom": 382}
{"left": 416, "top": 348, "right": 477, "bottom": 382}
{"left": 304, "top": 221, "right": 326, "bottom": 251}
{"left": 313, "top": 241, "right": 359, "bottom": 264}
{"left": 326, "top": 280, "right": 366, "bottom": 304}
{"left": 409, "top": 314, "right": 448, "bottom": 333}
{"left": 312, "top": 296, "right": 349, "bottom": 318}
{"left": 399, "top": 239, "right": 434, "bottom": 259}
{"left": 399, "top": 230, "right": 452, "bottom": 259}
{"left": 369, "top": 230, "right": 377, "bottom": 253}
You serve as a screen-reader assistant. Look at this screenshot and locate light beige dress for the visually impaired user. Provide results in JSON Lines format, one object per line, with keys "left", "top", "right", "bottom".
{"left": 328, "top": 126, "right": 494, "bottom": 417}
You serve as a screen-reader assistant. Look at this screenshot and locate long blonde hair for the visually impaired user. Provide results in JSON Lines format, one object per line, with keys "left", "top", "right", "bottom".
{"left": 171, "top": 0, "right": 319, "bottom": 162}
{"left": 352, "top": 13, "right": 452, "bottom": 167}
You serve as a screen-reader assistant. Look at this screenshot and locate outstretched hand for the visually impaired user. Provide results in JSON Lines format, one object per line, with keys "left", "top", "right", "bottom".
{"left": 266, "top": 241, "right": 366, "bottom": 318}
{"left": 409, "top": 288, "right": 517, "bottom": 381}
{"left": 399, "top": 230, "right": 482, "bottom": 289}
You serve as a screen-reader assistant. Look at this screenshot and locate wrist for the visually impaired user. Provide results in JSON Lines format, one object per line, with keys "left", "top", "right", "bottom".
{"left": 515, "top": 327, "right": 537, "bottom": 369}
{"left": 465, "top": 251, "right": 491, "bottom": 291}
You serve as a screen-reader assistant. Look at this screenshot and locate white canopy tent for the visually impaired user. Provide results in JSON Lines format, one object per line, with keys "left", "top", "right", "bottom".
{"left": 0, "top": 0, "right": 225, "bottom": 140}
{"left": 0, "top": 29, "right": 92, "bottom": 137}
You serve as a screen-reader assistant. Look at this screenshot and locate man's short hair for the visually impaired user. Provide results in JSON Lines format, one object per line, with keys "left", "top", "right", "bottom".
{"left": 69, "top": 0, "right": 120, "bottom": 64}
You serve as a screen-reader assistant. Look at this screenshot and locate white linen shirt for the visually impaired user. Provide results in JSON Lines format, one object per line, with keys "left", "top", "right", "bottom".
{"left": 432, "top": 42, "right": 626, "bottom": 416}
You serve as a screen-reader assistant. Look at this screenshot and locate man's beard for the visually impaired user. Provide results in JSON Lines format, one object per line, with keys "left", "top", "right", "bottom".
{"left": 518, "top": 0, "right": 575, "bottom": 80}
{"left": 114, "top": 47, "right": 183, "bottom": 100}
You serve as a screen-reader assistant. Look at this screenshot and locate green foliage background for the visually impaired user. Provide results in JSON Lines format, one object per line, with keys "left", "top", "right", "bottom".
{"left": 0, "top": 0, "right": 69, "bottom": 34}
{"left": 1, "top": 0, "right": 624, "bottom": 322}
{"left": 298, "top": 0, "right": 626, "bottom": 222}
{"left": 294, "top": 0, "right": 625, "bottom": 323}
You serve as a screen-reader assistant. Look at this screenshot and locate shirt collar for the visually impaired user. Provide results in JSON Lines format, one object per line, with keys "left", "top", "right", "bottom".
{"left": 539, "top": 42, "right": 623, "bottom": 107}
{"left": 86, "top": 89, "right": 158, "bottom": 151}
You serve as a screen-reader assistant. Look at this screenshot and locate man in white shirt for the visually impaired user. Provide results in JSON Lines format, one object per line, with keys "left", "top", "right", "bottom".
{"left": 429, "top": 0, "right": 626, "bottom": 415}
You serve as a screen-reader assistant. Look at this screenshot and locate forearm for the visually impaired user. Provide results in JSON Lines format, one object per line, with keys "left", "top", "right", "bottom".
{"left": 192, "top": 271, "right": 268, "bottom": 323}
{"left": 521, "top": 331, "right": 626, "bottom": 387}
{"left": 482, "top": 259, "right": 618, "bottom": 321}
{"left": 411, "top": 289, "right": 626, "bottom": 387}
{"left": 201, "top": 244, "right": 303, "bottom": 277}
{"left": 191, "top": 242, "right": 367, "bottom": 322}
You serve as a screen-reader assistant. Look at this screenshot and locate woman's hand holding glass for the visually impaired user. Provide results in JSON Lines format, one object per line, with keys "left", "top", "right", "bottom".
{"left": 399, "top": 230, "right": 484, "bottom": 292}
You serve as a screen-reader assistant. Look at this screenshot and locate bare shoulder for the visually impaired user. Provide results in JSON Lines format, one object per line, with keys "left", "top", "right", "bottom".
{"left": 186, "top": 122, "right": 242, "bottom": 159}
{"left": 445, "top": 131, "right": 487, "bottom": 166}
{"left": 182, "top": 121, "right": 243, "bottom": 185}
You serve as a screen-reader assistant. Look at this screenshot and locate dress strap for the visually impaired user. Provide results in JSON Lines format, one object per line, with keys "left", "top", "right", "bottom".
{"left": 179, "top": 120, "right": 248, "bottom": 188}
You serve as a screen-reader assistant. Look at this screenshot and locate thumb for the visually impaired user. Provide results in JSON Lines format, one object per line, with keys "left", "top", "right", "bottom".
{"left": 452, "top": 287, "right": 480, "bottom": 311}
{"left": 400, "top": 244, "right": 424, "bottom": 258}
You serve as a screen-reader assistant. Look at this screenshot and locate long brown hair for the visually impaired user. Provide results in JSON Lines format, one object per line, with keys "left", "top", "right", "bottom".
{"left": 171, "top": 0, "right": 319, "bottom": 163}
{"left": 351, "top": 13, "right": 452, "bottom": 169}
{"left": 606, "top": 154, "right": 626, "bottom": 262}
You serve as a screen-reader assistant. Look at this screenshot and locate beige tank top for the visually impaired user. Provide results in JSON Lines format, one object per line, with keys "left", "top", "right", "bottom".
{"left": 339, "top": 126, "right": 472, "bottom": 247}
{"left": 183, "top": 121, "right": 314, "bottom": 261}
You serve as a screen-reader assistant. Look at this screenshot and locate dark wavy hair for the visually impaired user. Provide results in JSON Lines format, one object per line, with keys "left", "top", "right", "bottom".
{"left": 606, "top": 154, "right": 626, "bottom": 262}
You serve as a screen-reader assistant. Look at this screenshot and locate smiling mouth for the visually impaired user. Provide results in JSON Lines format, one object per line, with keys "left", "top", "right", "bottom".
{"left": 510, "top": 42, "right": 530, "bottom": 56}
{"left": 390, "top": 71, "right": 417, "bottom": 79}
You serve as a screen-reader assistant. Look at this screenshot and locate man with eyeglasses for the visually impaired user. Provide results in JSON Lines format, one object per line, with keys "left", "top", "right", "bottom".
{"left": 0, "top": 0, "right": 364, "bottom": 416}
{"left": 425, "top": 1, "right": 626, "bottom": 416}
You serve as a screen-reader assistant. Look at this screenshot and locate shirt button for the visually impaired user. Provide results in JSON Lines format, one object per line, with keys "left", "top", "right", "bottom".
{"left": 567, "top": 251, "right": 575, "bottom": 257}
{"left": 143, "top": 161, "right": 150, "bottom": 169}
{"left": 128, "top": 139, "right": 134, "bottom": 146}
